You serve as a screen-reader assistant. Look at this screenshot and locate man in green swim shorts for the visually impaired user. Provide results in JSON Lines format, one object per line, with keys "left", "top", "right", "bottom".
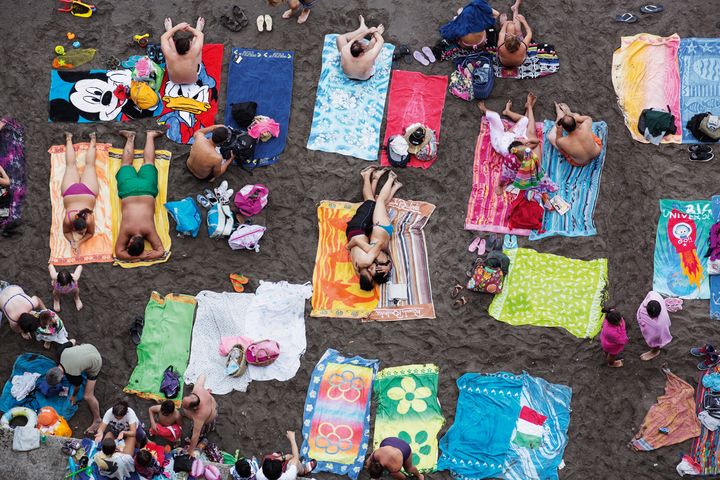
{"left": 114, "top": 130, "right": 167, "bottom": 261}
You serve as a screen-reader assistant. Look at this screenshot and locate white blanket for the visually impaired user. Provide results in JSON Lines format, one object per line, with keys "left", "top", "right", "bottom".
{"left": 184, "top": 281, "right": 312, "bottom": 394}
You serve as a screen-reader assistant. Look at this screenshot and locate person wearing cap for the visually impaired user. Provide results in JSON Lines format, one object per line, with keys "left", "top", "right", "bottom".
{"left": 46, "top": 341, "right": 103, "bottom": 434}
{"left": 336, "top": 15, "right": 386, "bottom": 81}
{"left": 187, "top": 125, "right": 235, "bottom": 181}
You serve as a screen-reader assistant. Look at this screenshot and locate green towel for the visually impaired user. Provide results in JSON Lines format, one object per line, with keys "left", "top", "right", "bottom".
{"left": 488, "top": 248, "right": 607, "bottom": 338}
{"left": 373, "top": 364, "right": 445, "bottom": 473}
{"left": 124, "top": 292, "right": 196, "bottom": 403}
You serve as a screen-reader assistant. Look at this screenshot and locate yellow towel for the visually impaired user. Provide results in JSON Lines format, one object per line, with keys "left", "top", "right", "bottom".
{"left": 49, "top": 143, "right": 114, "bottom": 265}
{"left": 108, "top": 148, "right": 172, "bottom": 268}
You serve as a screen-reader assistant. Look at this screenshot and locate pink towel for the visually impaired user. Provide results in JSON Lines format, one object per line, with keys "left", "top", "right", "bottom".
{"left": 219, "top": 335, "right": 253, "bottom": 356}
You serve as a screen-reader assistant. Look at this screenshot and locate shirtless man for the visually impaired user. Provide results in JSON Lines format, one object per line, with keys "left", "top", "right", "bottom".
{"left": 346, "top": 168, "right": 401, "bottom": 291}
{"left": 497, "top": 0, "right": 532, "bottom": 67}
{"left": 62, "top": 132, "right": 98, "bottom": 254}
{"left": 0, "top": 282, "right": 44, "bottom": 334}
{"left": 148, "top": 400, "right": 183, "bottom": 446}
{"left": 547, "top": 102, "right": 602, "bottom": 167}
{"left": 337, "top": 16, "right": 385, "bottom": 81}
{"left": 182, "top": 374, "right": 218, "bottom": 455}
{"left": 114, "top": 131, "right": 166, "bottom": 262}
{"left": 187, "top": 125, "right": 233, "bottom": 181}
{"left": 161, "top": 17, "right": 205, "bottom": 84}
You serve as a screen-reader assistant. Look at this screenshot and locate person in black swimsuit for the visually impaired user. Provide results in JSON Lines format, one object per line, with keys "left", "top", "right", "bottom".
{"left": 366, "top": 437, "right": 424, "bottom": 480}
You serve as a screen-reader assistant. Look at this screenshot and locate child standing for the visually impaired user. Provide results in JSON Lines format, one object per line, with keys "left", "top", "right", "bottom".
{"left": 599, "top": 307, "right": 629, "bottom": 368}
{"left": 268, "top": 0, "right": 318, "bottom": 24}
{"left": 49, "top": 264, "right": 83, "bottom": 311}
{"left": 636, "top": 291, "right": 681, "bottom": 361}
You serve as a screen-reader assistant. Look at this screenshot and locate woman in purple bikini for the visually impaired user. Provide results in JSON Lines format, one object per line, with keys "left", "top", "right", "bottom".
{"left": 61, "top": 132, "right": 98, "bottom": 253}
{"left": 366, "top": 437, "right": 424, "bottom": 480}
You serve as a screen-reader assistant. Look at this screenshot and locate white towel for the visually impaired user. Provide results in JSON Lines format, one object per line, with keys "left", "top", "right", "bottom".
{"left": 184, "top": 281, "right": 312, "bottom": 394}
{"left": 11, "top": 372, "right": 40, "bottom": 401}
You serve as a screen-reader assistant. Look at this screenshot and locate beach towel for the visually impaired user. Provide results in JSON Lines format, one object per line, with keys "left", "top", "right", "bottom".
{"left": 48, "top": 70, "right": 164, "bottom": 123}
{"left": 465, "top": 119, "right": 544, "bottom": 236}
{"left": 630, "top": 369, "right": 700, "bottom": 451}
{"left": 300, "top": 349, "right": 379, "bottom": 480}
{"left": 48, "top": 143, "right": 114, "bottom": 265}
{"left": 225, "top": 48, "right": 294, "bottom": 167}
{"left": 373, "top": 364, "right": 445, "bottom": 473}
{"left": 678, "top": 38, "right": 720, "bottom": 143}
{"left": 157, "top": 44, "right": 223, "bottom": 144}
{"left": 488, "top": 248, "right": 608, "bottom": 338}
{"left": 686, "top": 367, "right": 720, "bottom": 474}
{"left": 0, "top": 118, "right": 26, "bottom": 231}
{"left": 493, "top": 45, "right": 560, "bottom": 79}
{"left": 184, "top": 282, "right": 312, "bottom": 394}
{"left": 379, "top": 71, "right": 448, "bottom": 169}
{"left": 503, "top": 374, "right": 572, "bottom": 480}
{"left": 611, "top": 33, "right": 682, "bottom": 143}
{"left": 124, "top": 292, "right": 196, "bottom": 403}
{"left": 307, "top": 34, "right": 395, "bottom": 161}
{"left": 653, "top": 199, "right": 712, "bottom": 299}
{"left": 108, "top": 147, "right": 172, "bottom": 268}
{"left": 711, "top": 196, "right": 720, "bottom": 320}
{"left": 530, "top": 121, "right": 607, "bottom": 239}
{"left": 311, "top": 199, "right": 435, "bottom": 321}
{"left": 0, "top": 353, "right": 85, "bottom": 419}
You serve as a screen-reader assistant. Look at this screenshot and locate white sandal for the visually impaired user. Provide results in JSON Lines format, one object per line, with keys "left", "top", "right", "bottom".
{"left": 264, "top": 14, "right": 273, "bottom": 31}
{"left": 256, "top": 15, "right": 265, "bottom": 32}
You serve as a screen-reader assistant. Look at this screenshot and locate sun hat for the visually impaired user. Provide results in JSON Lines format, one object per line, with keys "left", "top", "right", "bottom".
{"left": 403, "top": 123, "right": 433, "bottom": 154}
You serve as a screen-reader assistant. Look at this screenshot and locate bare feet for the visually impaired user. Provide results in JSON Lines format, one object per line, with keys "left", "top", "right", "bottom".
{"left": 640, "top": 349, "right": 661, "bottom": 361}
{"left": 476, "top": 101, "right": 487, "bottom": 115}
{"left": 119, "top": 130, "right": 135, "bottom": 140}
{"left": 525, "top": 92, "right": 537, "bottom": 109}
{"left": 608, "top": 359, "right": 624, "bottom": 368}
{"left": 558, "top": 102, "right": 571, "bottom": 115}
{"left": 196, "top": 17, "right": 205, "bottom": 31}
{"left": 147, "top": 130, "right": 164, "bottom": 139}
{"left": 360, "top": 165, "right": 377, "bottom": 178}
{"left": 282, "top": 9, "right": 294, "bottom": 19}
{"left": 164, "top": 18, "right": 173, "bottom": 32}
{"left": 392, "top": 181, "right": 403, "bottom": 191}
{"left": 88, "top": 132, "right": 96, "bottom": 142}
{"left": 387, "top": 170, "right": 398, "bottom": 182}
{"left": 376, "top": 24, "right": 385, "bottom": 35}
{"left": 511, "top": 0, "right": 523, "bottom": 15}
{"left": 298, "top": 9, "right": 310, "bottom": 24}
{"left": 371, "top": 167, "right": 388, "bottom": 183}
{"left": 75, "top": 297, "right": 83, "bottom": 311}
{"left": 499, "top": 13, "right": 508, "bottom": 25}
{"left": 70, "top": 338, "right": 77, "bottom": 345}
{"left": 359, "top": 15, "right": 366, "bottom": 28}
{"left": 65, "top": 131, "right": 73, "bottom": 142}
{"left": 53, "top": 298, "right": 61, "bottom": 312}
{"left": 502, "top": 100, "right": 513, "bottom": 117}
{"left": 554, "top": 102, "right": 565, "bottom": 118}
{"left": 85, "top": 420, "right": 102, "bottom": 436}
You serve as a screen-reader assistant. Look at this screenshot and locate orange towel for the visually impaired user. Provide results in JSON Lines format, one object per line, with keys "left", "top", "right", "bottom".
{"left": 48, "top": 143, "right": 114, "bottom": 265}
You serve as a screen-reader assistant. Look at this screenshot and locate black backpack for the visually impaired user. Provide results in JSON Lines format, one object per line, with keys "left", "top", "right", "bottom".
{"left": 638, "top": 106, "right": 677, "bottom": 137}
{"left": 686, "top": 112, "right": 715, "bottom": 142}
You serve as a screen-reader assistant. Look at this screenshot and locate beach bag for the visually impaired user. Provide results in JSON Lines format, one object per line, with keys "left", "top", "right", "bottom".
{"left": 449, "top": 67, "right": 474, "bottom": 101}
{"left": 13, "top": 426, "right": 39, "bottom": 452}
{"left": 699, "top": 115, "right": 720, "bottom": 141}
{"left": 165, "top": 197, "right": 202, "bottom": 238}
{"left": 469, "top": 55, "right": 494, "bottom": 100}
{"left": 466, "top": 257, "right": 504, "bottom": 294}
{"left": 687, "top": 113, "right": 716, "bottom": 142}
{"left": 160, "top": 366, "right": 180, "bottom": 399}
{"left": 246, "top": 340, "right": 280, "bottom": 366}
{"left": 234, "top": 184, "right": 269, "bottom": 217}
{"left": 207, "top": 203, "right": 235, "bottom": 239}
{"left": 225, "top": 345, "right": 248, "bottom": 378}
{"left": 228, "top": 224, "right": 266, "bottom": 252}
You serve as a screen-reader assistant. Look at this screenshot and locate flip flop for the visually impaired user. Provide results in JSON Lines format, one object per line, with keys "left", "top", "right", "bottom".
{"left": 421, "top": 46, "right": 437, "bottom": 63}
{"left": 230, "top": 273, "right": 249, "bottom": 292}
{"left": 451, "top": 284, "right": 463, "bottom": 299}
{"left": 640, "top": 4, "right": 664, "bottom": 14}
{"left": 468, "top": 237, "right": 481, "bottom": 253}
{"left": 265, "top": 15, "right": 273, "bottom": 31}
{"left": 256, "top": 15, "right": 265, "bottom": 32}
{"left": 452, "top": 297, "right": 468, "bottom": 309}
{"left": 220, "top": 14, "right": 244, "bottom": 32}
{"left": 413, "top": 51, "right": 430, "bottom": 66}
{"left": 196, "top": 194, "right": 211, "bottom": 209}
{"left": 477, "top": 238, "right": 486, "bottom": 256}
{"left": 503, "top": 234, "right": 518, "bottom": 250}
{"left": 614, "top": 13, "right": 638, "bottom": 23}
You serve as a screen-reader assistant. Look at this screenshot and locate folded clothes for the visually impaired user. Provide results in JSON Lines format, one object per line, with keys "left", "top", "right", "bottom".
{"left": 699, "top": 411, "right": 720, "bottom": 431}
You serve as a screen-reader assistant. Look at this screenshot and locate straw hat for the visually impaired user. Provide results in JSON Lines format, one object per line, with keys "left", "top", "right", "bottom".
{"left": 403, "top": 123, "right": 435, "bottom": 155}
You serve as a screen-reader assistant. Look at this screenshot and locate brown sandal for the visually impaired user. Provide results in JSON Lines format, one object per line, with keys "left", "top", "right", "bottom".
{"left": 451, "top": 284, "right": 463, "bottom": 299}
{"left": 452, "top": 297, "right": 468, "bottom": 309}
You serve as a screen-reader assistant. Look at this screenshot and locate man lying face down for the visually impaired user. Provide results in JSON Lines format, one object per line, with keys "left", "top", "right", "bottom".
{"left": 346, "top": 167, "right": 402, "bottom": 291}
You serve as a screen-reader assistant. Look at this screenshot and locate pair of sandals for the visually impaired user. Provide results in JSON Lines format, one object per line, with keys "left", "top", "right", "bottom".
{"left": 413, "top": 47, "right": 437, "bottom": 66}
{"left": 129, "top": 315, "right": 144, "bottom": 346}
{"left": 615, "top": 4, "right": 663, "bottom": 24}
{"left": 689, "top": 144, "right": 714, "bottom": 162}
{"left": 468, "top": 234, "right": 504, "bottom": 256}
{"left": 221, "top": 6, "right": 249, "bottom": 32}
{"left": 451, "top": 283, "right": 467, "bottom": 309}
{"left": 392, "top": 45, "right": 412, "bottom": 64}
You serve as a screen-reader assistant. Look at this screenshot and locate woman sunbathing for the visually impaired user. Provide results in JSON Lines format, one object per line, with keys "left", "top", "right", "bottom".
{"left": 62, "top": 132, "right": 99, "bottom": 253}
{"left": 497, "top": 0, "right": 533, "bottom": 67}
{"left": 0, "top": 282, "right": 44, "bottom": 335}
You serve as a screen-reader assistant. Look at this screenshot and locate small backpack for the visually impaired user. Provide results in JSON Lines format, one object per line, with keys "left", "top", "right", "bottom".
{"left": 160, "top": 366, "right": 180, "bottom": 399}
{"left": 699, "top": 115, "right": 720, "bottom": 141}
{"left": 638, "top": 106, "right": 677, "bottom": 138}
{"left": 246, "top": 339, "right": 280, "bottom": 366}
{"left": 687, "top": 113, "right": 715, "bottom": 142}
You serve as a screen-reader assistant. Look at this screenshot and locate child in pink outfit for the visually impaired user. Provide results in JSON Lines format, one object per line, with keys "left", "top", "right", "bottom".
{"left": 600, "top": 307, "right": 629, "bottom": 368}
{"left": 636, "top": 291, "right": 681, "bottom": 361}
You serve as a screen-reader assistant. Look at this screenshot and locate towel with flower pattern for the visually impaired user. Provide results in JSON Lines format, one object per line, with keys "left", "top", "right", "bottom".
{"left": 301, "top": 349, "right": 379, "bottom": 480}
{"left": 372, "top": 364, "right": 445, "bottom": 473}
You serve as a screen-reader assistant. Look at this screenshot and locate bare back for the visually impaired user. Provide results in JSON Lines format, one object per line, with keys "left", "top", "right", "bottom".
{"left": 340, "top": 53, "right": 377, "bottom": 81}
{"left": 119, "top": 196, "right": 158, "bottom": 240}
{"left": 187, "top": 385, "right": 217, "bottom": 426}
{"left": 557, "top": 120, "right": 601, "bottom": 165}
{"left": 159, "top": 410, "right": 182, "bottom": 427}
{"left": 187, "top": 135, "right": 222, "bottom": 179}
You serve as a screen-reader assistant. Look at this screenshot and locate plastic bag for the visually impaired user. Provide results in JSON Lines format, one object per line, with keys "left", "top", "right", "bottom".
{"left": 165, "top": 197, "right": 201, "bottom": 237}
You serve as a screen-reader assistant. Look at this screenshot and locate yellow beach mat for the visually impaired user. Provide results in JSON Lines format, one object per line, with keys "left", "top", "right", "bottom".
{"left": 49, "top": 143, "right": 114, "bottom": 265}
{"left": 109, "top": 148, "right": 172, "bottom": 268}
{"left": 311, "top": 200, "right": 380, "bottom": 318}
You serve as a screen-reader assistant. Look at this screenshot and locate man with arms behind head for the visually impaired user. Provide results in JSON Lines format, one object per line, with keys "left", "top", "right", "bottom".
{"left": 182, "top": 374, "right": 217, "bottom": 455}
{"left": 161, "top": 17, "right": 205, "bottom": 84}
{"left": 547, "top": 102, "right": 602, "bottom": 167}
{"left": 337, "top": 15, "right": 385, "bottom": 81}
{"left": 114, "top": 130, "right": 166, "bottom": 262}
{"left": 187, "top": 125, "right": 234, "bottom": 181}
